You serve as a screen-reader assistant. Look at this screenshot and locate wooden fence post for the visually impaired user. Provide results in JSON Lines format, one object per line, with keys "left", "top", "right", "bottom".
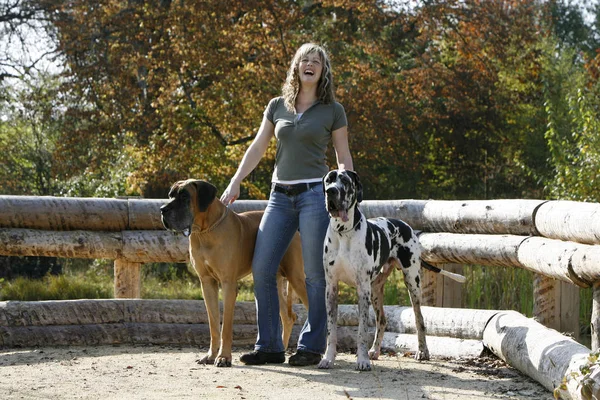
{"left": 533, "top": 274, "right": 580, "bottom": 340}
{"left": 422, "top": 269, "right": 440, "bottom": 307}
{"left": 114, "top": 258, "right": 142, "bottom": 298}
{"left": 442, "top": 264, "right": 463, "bottom": 308}
{"left": 421, "top": 264, "right": 463, "bottom": 308}
{"left": 592, "top": 283, "right": 600, "bottom": 351}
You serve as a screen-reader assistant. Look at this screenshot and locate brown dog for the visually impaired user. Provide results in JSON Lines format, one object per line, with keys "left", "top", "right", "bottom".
{"left": 160, "top": 179, "right": 308, "bottom": 367}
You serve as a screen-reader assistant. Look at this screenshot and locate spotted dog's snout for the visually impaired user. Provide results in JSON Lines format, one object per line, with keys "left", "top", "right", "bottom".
{"left": 325, "top": 186, "right": 338, "bottom": 196}
{"left": 323, "top": 170, "right": 362, "bottom": 223}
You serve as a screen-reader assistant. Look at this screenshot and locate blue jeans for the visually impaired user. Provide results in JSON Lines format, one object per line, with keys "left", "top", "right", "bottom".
{"left": 252, "top": 184, "right": 330, "bottom": 354}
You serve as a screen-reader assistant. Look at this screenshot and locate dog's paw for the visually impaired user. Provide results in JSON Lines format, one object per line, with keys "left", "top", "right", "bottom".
{"left": 195, "top": 355, "right": 215, "bottom": 365}
{"left": 318, "top": 359, "right": 334, "bottom": 369}
{"left": 414, "top": 350, "right": 430, "bottom": 361}
{"left": 215, "top": 356, "right": 232, "bottom": 367}
{"left": 355, "top": 359, "right": 372, "bottom": 371}
{"left": 368, "top": 349, "right": 380, "bottom": 360}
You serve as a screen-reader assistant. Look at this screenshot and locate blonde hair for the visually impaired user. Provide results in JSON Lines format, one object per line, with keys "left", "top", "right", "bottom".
{"left": 282, "top": 43, "right": 335, "bottom": 112}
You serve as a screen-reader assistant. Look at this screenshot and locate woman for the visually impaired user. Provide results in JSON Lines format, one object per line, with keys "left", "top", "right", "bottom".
{"left": 220, "top": 43, "right": 353, "bottom": 366}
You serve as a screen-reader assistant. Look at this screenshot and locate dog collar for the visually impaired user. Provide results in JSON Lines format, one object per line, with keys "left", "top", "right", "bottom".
{"left": 191, "top": 207, "right": 230, "bottom": 235}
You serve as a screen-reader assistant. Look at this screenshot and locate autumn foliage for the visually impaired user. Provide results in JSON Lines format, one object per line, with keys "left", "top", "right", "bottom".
{"left": 3, "top": 0, "right": 599, "bottom": 201}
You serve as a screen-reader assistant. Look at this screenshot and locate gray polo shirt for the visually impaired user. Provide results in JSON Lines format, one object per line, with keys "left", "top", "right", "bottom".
{"left": 265, "top": 97, "right": 348, "bottom": 182}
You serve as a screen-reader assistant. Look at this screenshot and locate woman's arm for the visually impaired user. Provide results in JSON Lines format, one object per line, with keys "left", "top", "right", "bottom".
{"left": 332, "top": 125, "right": 353, "bottom": 171}
{"left": 220, "top": 116, "right": 275, "bottom": 204}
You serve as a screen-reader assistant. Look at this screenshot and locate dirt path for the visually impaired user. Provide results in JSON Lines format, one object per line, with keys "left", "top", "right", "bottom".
{"left": 0, "top": 345, "right": 551, "bottom": 400}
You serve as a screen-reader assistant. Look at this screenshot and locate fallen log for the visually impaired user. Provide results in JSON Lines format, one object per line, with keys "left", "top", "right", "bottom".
{"left": 382, "top": 332, "right": 484, "bottom": 358}
{"left": 382, "top": 306, "right": 499, "bottom": 340}
{"left": 483, "top": 310, "right": 597, "bottom": 399}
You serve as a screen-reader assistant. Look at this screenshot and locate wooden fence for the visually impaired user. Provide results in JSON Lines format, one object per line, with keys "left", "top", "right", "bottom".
{"left": 2, "top": 195, "right": 600, "bottom": 398}
{"left": 1, "top": 197, "right": 599, "bottom": 342}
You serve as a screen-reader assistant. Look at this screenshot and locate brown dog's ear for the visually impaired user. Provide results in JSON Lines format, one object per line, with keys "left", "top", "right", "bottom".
{"left": 167, "top": 181, "right": 183, "bottom": 198}
{"left": 345, "top": 170, "right": 363, "bottom": 203}
{"left": 192, "top": 180, "right": 217, "bottom": 212}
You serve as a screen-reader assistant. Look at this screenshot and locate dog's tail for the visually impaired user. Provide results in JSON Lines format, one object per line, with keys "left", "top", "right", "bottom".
{"left": 421, "top": 260, "right": 467, "bottom": 283}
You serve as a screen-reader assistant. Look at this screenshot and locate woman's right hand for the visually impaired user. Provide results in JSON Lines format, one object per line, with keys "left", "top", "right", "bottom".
{"left": 220, "top": 179, "right": 241, "bottom": 205}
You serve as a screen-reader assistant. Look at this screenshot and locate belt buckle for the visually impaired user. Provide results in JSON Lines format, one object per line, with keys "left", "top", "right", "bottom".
{"left": 288, "top": 184, "right": 301, "bottom": 196}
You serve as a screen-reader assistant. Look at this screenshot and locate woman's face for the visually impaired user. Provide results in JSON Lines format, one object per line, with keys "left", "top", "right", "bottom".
{"left": 298, "top": 51, "right": 323, "bottom": 87}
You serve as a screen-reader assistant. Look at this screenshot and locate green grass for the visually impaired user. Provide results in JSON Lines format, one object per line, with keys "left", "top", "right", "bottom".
{"left": 0, "top": 273, "right": 113, "bottom": 301}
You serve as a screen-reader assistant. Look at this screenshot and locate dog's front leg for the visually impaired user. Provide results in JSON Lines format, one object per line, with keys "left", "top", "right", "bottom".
{"left": 356, "top": 281, "right": 372, "bottom": 371}
{"left": 318, "top": 278, "right": 338, "bottom": 369}
{"left": 198, "top": 276, "right": 220, "bottom": 365}
{"left": 216, "top": 280, "right": 237, "bottom": 367}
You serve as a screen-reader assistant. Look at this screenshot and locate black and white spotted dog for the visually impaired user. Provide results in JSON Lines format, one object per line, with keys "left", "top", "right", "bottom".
{"left": 318, "top": 169, "right": 465, "bottom": 371}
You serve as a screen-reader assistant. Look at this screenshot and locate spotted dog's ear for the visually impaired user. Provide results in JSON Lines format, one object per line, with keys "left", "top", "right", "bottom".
{"left": 322, "top": 170, "right": 337, "bottom": 192}
{"left": 345, "top": 170, "right": 363, "bottom": 203}
{"left": 192, "top": 180, "right": 217, "bottom": 212}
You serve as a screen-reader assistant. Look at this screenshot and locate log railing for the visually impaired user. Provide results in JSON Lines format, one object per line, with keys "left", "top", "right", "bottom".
{"left": 1, "top": 196, "right": 598, "bottom": 341}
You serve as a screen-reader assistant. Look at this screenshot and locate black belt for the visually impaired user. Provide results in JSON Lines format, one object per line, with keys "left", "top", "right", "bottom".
{"left": 272, "top": 181, "right": 321, "bottom": 196}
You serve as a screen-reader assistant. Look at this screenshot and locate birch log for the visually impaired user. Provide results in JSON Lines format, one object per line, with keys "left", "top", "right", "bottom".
{"left": 3, "top": 228, "right": 600, "bottom": 288}
{"left": 0, "top": 228, "right": 189, "bottom": 263}
{"left": 419, "top": 233, "right": 600, "bottom": 287}
{"left": 0, "top": 228, "right": 124, "bottom": 259}
{"left": 517, "top": 237, "right": 597, "bottom": 287}
{"left": 0, "top": 323, "right": 260, "bottom": 347}
{"left": 122, "top": 230, "right": 188, "bottom": 263}
{"left": 535, "top": 201, "right": 600, "bottom": 245}
{"left": 420, "top": 199, "right": 544, "bottom": 235}
{"left": 419, "top": 233, "right": 524, "bottom": 268}
{"left": 0, "top": 300, "right": 271, "bottom": 326}
{"left": 483, "top": 311, "right": 596, "bottom": 398}
{"left": 0, "top": 196, "right": 129, "bottom": 230}
{"left": 383, "top": 332, "right": 484, "bottom": 358}
{"left": 1, "top": 301, "right": 496, "bottom": 339}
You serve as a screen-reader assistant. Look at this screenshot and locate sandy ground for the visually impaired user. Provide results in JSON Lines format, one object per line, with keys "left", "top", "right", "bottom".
{"left": 0, "top": 345, "right": 553, "bottom": 400}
